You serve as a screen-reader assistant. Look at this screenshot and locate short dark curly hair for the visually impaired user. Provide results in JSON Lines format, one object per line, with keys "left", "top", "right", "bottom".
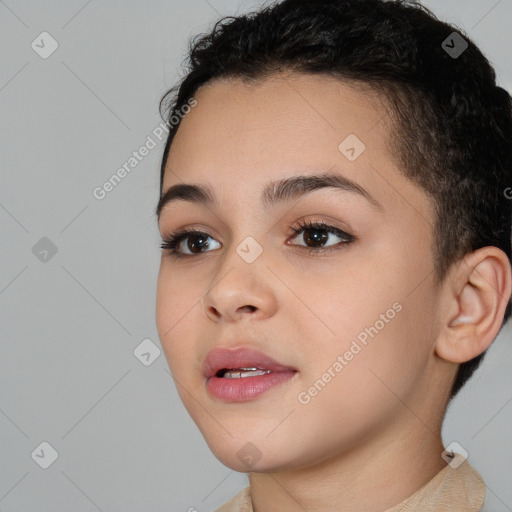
{"left": 158, "top": 0, "right": 512, "bottom": 399}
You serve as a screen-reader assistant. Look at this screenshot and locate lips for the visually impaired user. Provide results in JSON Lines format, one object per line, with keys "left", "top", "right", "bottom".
{"left": 202, "top": 346, "right": 296, "bottom": 380}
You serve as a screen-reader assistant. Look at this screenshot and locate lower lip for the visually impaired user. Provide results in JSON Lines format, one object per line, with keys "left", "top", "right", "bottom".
{"left": 206, "top": 371, "right": 297, "bottom": 402}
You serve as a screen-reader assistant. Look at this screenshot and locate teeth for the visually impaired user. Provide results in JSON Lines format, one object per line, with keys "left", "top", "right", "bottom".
{"left": 222, "top": 368, "right": 272, "bottom": 378}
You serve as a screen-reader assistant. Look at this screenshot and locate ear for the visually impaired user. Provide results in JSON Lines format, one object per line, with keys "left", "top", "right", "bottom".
{"left": 435, "top": 247, "right": 512, "bottom": 363}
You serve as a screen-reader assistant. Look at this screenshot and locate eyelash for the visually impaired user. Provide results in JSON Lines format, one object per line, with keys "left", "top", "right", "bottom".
{"left": 160, "top": 219, "right": 355, "bottom": 259}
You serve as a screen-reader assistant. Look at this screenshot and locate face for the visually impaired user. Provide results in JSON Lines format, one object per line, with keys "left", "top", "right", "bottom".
{"left": 156, "top": 72, "right": 444, "bottom": 473}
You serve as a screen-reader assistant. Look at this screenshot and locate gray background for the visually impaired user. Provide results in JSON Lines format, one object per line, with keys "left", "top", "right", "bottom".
{"left": 0, "top": 0, "right": 511, "bottom": 510}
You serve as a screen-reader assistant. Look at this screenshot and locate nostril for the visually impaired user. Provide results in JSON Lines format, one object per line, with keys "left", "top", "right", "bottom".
{"left": 203, "top": 305, "right": 221, "bottom": 319}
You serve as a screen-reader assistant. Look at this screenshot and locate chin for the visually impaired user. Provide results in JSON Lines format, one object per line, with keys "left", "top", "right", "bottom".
{"left": 202, "top": 431, "right": 273, "bottom": 470}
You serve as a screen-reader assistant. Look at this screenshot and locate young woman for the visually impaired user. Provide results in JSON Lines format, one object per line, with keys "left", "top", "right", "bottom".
{"left": 155, "top": 1, "right": 512, "bottom": 510}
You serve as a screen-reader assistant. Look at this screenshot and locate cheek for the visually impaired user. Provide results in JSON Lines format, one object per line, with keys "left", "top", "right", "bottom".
{"left": 288, "top": 258, "right": 396, "bottom": 341}
{"left": 289, "top": 253, "right": 429, "bottom": 398}
{"left": 292, "top": 300, "right": 426, "bottom": 441}
{"left": 156, "top": 263, "right": 203, "bottom": 372}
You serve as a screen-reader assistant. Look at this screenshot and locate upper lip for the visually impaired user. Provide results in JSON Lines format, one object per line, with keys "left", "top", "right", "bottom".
{"left": 202, "top": 346, "right": 297, "bottom": 379}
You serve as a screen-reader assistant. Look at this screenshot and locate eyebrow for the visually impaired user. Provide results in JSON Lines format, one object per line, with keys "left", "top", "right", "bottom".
{"left": 156, "top": 171, "right": 382, "bottom": 220}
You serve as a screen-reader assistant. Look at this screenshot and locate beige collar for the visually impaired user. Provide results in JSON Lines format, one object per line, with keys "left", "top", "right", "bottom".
{"left": 215, "top": 453, "right": 486, "bottom": 512}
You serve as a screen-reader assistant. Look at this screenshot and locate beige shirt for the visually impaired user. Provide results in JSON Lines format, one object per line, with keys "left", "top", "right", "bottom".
{"left": 215, "top": 453, "right": 487, "bottom": 512}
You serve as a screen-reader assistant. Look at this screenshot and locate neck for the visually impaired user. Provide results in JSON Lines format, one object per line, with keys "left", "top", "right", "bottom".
{"left": 248, "top": 412, "right": 447, "bottom": 512}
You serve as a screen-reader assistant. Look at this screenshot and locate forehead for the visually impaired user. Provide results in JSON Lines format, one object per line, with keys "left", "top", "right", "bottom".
{"left": 166, "top": 72, "right": 388, "bottom": 175}
{"left": 162, "top": 72, "right": 431, "bottom": 224}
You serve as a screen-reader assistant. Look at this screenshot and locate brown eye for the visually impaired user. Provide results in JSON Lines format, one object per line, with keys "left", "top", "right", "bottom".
{"left": 160, "top": 230, "right": 221, "bottom": 257}
{"left": 301, "top": 227, "right": 329, "bottom": 247}
{"left": 184, "top": 233, "right": 211, "bottom": 253}
{"left": 289, "top": 220, "right": 353, "bottom": 250}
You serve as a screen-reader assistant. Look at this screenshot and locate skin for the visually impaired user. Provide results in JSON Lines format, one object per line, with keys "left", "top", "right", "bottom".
{"left": 155, "top": 71, "right": 511, "bottom": 511}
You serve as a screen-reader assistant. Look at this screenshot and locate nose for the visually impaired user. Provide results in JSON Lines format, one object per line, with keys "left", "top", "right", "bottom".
{"left": 201, "top": 248, "right": 278, "bottom": 324}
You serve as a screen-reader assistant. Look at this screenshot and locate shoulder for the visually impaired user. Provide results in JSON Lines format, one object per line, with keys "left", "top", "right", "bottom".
{"left": 214, "top": 486, "right": 252, "bottom": 512}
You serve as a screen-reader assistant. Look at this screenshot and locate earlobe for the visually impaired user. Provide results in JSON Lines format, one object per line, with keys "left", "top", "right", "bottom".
{"left": 435, "top": 247, "right": 512, "bottom": 364}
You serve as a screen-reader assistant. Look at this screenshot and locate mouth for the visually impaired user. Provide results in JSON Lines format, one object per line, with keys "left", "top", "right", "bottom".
{"left": 214, "top": 367, "right": 273, "bottom": 378}
{"left": 203, "top": 346, "right": 297, "bottom": 379}
{"left": 202, "top": 346, "right": 298, "bottom": 402}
